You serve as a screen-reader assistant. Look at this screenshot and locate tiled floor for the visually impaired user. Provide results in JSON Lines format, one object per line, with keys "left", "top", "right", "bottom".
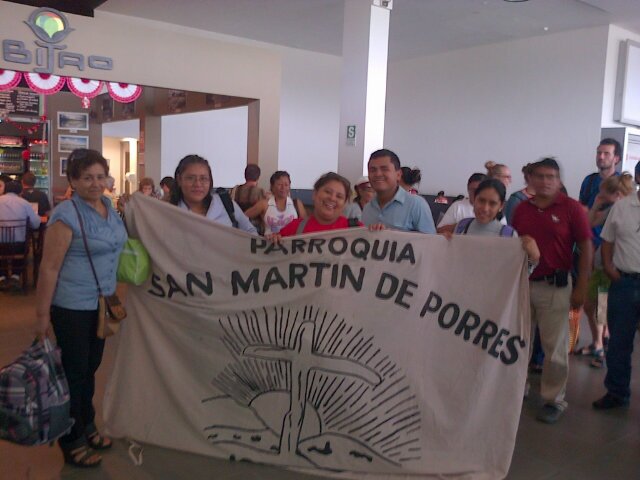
{"left": 1, "top": 289, "right": 638, "bottom": 480}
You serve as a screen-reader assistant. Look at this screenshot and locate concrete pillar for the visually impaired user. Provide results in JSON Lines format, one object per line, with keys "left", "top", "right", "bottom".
{"left": 337, "top": 0, "right": 391, "bottom": 182}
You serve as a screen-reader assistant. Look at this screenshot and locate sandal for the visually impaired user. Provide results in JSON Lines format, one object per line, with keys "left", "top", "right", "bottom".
{"left": 87, "top": 431, "right": 113, "bottom": 450}
{"left": 575, "top": 344, "right": 596, "bottom": 356}
{"left": 62, "top": 444, "right": 102, "bottom": 468}
{"left": 590, "top": 349, "right": 605, "bottom": 369}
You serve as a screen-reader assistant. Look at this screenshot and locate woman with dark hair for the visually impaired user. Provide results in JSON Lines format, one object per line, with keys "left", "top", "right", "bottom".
{"left": 159, "top": 176, "right": 175, "bottom": 202}
{"left": 437, "top": 173, "right": 488, "bottom": 234}
{"left": 169, "top": 154, "right": 256, "bottom": 233}
{"left": 35, "top": 149, "right": 127, "bottom": 468}
{"left": 399, "top": 166, "right": 421, "bottom": 194}
{"left": 447, "top": 179, "right": 540, "bottom": 263}
{"left": 244, "top": 170, "right": 307, "bottom": 234}
{"left": 504, "top": 163, "right": 535, "bottom": 224}
{"left": 269, "top": 172, "right": 362, "bottom": 240}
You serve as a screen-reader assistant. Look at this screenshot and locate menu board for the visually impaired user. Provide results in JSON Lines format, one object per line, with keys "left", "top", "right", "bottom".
{"left": 0, "top": 88, "right": 41, "bottom": 117}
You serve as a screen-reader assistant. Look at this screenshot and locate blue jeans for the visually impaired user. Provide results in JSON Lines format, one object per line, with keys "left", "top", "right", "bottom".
{"left": 604, "top": 276, "right": 640, "bottom": 400}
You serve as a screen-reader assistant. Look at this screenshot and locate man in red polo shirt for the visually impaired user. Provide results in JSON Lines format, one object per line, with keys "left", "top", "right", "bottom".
{"left": 512, "top": 158, "right": 592, "bottom": 424}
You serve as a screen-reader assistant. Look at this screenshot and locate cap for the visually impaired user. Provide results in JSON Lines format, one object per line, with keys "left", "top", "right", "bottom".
{"left": 354, "top": 176, "right": 370, "bottom": 187}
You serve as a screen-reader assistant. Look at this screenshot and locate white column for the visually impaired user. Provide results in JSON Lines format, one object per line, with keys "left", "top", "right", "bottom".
{"left": 337, "top": 0, "right": 391, "bottom": 182}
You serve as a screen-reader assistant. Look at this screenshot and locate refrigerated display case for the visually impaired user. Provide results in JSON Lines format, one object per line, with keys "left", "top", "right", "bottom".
{"left": 29, "top": 141, "right": 51, "bottom": 197}
{"left": 0, "top": 119, "right": 50, "bottom": 200}
{"left": 0, "top": 135, "right": 25, "bottom": 174}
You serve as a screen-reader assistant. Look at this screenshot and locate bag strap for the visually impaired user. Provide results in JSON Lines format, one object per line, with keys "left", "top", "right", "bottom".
{"left": 296, "top": 218, "right": 309, "bottom": 235}
{"left": 455, "top": 217, "right": 473, "bottom": 235}
{"left": 71, "top": 200, "right": 103, "bottom": 296}
{"left": 499, "top": 224, "right": 516, "bottom": 237}
{"left": 291, "top": 196, "right": 301, "bottom": 218}
{"left": 215, "top": 188, "right": 239, "bottom": 228}
{"left": 580, "top": 172, "right": 598, "bottom": 205}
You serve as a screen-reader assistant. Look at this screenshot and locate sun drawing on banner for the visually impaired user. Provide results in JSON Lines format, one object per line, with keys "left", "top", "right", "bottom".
{"left": 201, "top": 306, "right": 422, "bottom": 471}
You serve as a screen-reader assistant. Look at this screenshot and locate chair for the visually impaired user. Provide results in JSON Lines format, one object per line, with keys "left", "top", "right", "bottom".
{"left": 0, "top": 219, "right": 32, "bottom": 294}
{"left": 32, "top": 223, "right": 46, "bottom": 288}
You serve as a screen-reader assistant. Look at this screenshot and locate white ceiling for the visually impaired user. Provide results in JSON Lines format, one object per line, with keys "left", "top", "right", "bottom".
{"left": 98, "top": 0, "right": 640, "bottom": 61}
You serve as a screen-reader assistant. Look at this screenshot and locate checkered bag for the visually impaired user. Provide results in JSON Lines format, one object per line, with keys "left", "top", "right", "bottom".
{"left": 0, "top": 338, "right": 74, "bottom": 445}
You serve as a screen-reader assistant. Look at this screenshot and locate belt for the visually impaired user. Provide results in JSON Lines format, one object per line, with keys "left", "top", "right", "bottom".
{"left": 531, "top": 275, "right": 554, "bottom": 282}
{"left": 620, "top": 271, "right": 640, "bottom": 280}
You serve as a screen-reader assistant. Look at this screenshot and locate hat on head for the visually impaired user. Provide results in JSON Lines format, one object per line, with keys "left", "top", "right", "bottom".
{"left": 354, "top": 176, "right": 370, "bottom": 187}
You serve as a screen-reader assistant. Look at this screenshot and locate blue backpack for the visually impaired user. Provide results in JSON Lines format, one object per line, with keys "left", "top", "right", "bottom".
{"left": 455, "top": 217, "right": 515, "bottom": 237}
{"left": 0, "top": 338, "right": 74, "bottom": 445}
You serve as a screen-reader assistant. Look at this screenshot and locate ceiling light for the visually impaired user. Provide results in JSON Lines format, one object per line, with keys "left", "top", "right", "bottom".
{"left": 504, "top": 0, "right": 529, "bottom": 3}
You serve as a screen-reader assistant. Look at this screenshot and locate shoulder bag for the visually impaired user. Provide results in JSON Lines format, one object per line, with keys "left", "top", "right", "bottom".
{"left": 71, "top": 201, "right": 127, "bottom": 338}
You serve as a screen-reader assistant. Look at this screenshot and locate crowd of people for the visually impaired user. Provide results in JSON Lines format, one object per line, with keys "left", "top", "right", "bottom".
{"left": 1, "top": 140, "right": 639, "bottom": 468}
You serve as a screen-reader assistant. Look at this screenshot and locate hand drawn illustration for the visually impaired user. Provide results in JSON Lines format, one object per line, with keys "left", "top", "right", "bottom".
{"left": 202, "top": 306, "right": 422, "bottom": 472}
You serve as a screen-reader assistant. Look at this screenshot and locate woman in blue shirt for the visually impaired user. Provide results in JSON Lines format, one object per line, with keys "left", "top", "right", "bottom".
{"left": 36, "top": 149, "right": 126, "bottom": 468}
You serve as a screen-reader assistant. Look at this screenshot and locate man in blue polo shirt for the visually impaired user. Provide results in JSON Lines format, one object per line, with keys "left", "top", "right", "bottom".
{"left": 361, "top": 149, "right": 435, "bottom": 233}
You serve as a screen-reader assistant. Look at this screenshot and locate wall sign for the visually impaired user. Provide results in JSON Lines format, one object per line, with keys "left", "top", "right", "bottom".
{"left": 0, "top": 87, "right": 40, "bottom": 116}
{"left": 2, "top": 7, "right": 113, "bottom": 74}
{"left": 346, "top": 124, "right": 356, "bottom": 146}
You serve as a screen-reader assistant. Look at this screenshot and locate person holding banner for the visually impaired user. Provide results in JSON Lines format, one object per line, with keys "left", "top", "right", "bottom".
{"left": 35, "top": 149, "right": 127, "bottom": 468}
{"left": 362, "top": 149, "right": 436, "bottom": 233}
{"left": 269, "top": 172, "right": 362, "bottom": 241}
{"left": 169, "top": 154, "right": 256, "bottom": 234}
{"left": 449, "top": 178, "right": 540, "bottom": 266}
{"left": 512, "top": 158, "right": 592, "bottom": 424}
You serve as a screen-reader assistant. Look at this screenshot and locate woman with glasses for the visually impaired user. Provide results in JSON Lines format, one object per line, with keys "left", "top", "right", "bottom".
{"left": 485, "top": 161, "right": 512, "bottom": 188}
{"left": 35, "top": 149, "right": 126, "bottom": 468}
{"left": 169, "top": 154, "right": 256, "bottom": 233}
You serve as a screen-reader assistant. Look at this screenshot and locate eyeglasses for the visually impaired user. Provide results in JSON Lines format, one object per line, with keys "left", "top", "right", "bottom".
{"left": 182, "top": 175, "right": 210, "bottom": 185}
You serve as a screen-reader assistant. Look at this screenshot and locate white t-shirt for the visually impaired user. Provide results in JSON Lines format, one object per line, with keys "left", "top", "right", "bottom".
{"left": 600, "top": 193, "right": 640, "bottom": 273}
{"left": 438, "top": 198, "right": 473, "bottom": 227}
{"left": 264, "top": 196, "right": 298, "bottom": 234}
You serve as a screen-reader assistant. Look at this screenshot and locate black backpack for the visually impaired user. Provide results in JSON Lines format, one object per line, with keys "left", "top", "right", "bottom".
{"left": 215, "top": 188, "right": 239, "bottom": 229}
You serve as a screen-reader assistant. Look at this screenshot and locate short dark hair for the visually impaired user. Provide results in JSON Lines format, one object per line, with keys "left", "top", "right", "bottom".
{"left": 401, "top": 167, "right": 421, "bottom": 185}
{"left": 270, "top": 171, "right": 291, "bottom": 187}
{"left": 313, "top": 172, "right": 351, "bottom": 198}
{"left": 170, "top": 154, "right": 213, "bottom": 208}
{"left": 160, "top": 176, "right": 175, "bottom": 189}
{"left": 66, "top": 149, "right": 109, "bottom": 182}
{"left": 532, "top": 157, "right": 561, "bottom": 173}
{"left": 369, "top": 149, "right": 401, "bottom": 170}
{"left": 5, "top": 180, "right": 22, "bottom": 194}
{"left": 0, "top": 174, "right": 11, "bottom": 185}
{"left": 244, "top": 164, "right": 261, "bottom": 182}
{"left": 474, "top": 178, "right": 506, "bottom": 203}
{"left": 599, "top": 138, "right": 622, "bottom": 158}
{"left": 21, "top": 171, "right": 36, "bottom": 187}
{"left": 467, "top": 173, "right": 488, "bottom": 185}
{"left": 437, "top": 190, "right": 445, "bottom": 196}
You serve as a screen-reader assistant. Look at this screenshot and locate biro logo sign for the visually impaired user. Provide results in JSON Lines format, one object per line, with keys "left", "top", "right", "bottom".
{"left": 2, "top": 7, "right": 114, "bottom": 74}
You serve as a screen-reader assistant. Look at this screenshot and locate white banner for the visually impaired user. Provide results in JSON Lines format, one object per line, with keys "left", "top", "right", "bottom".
{"left": 104, "top": 195, "right": 531, "bottom": 479}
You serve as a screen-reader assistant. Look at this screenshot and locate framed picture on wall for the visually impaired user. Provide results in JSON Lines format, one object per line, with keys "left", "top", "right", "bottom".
{"left": 59, "top": 134, "right": 88, "bottom": 153}
{"left": 58, "top": 111, "right": 89, "bottom": 131}
{"left": 102, "top": 97, "right": 113, "bottom": 122}
{"left": 60, "top": 157, "right": 68, "bottom": 176}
